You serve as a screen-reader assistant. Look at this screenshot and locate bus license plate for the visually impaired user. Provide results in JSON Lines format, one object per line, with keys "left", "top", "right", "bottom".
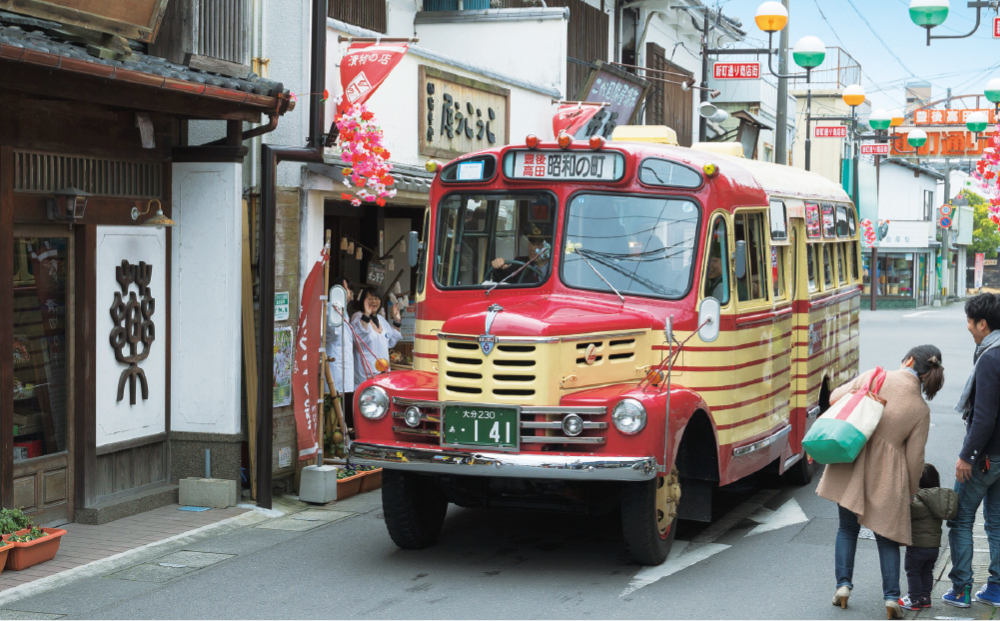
{"left": 441, "top": 405, "right": 519, "bottom": 450}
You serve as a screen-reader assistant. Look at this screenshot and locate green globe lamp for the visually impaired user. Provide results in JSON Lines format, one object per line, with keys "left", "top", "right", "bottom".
{"left": 908, "top": 129, "right": 928, "bottom": 148}
{"left": 909, "top": 0, "right": 950, "bottom": 28}
{"left": 967, "top": 111, "right": 989, "bottom": 134}
{"left": 792, "top": 36, "right": 826, "bottom": 70}
{"left": 869, "top": 109, "right": 892, "bottom": 132}
{"left": 986, "top": 78, "right": 1000, "bottom": 105}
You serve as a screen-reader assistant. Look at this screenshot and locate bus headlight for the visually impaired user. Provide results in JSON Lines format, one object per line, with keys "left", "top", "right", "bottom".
{"left": 612, "top": 399, "right": 647, "bottom": 435}
{"left": 358, "top": 386, "right": 390, "bottom": 420}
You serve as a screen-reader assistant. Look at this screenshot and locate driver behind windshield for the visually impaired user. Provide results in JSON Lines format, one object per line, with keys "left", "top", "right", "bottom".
{"left": 488, "top": 223, "right": 551, "bottom": 284}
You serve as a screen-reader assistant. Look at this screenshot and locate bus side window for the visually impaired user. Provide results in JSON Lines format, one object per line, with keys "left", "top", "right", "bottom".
{"left": 806, "top": 244, "right": 817, "bottom": 292}
{"left": 735, "top": 212, "right": 767, "bottom": 302}
{"left": 822, "top": 245, "right": 833, "bottom": 289}
{"left": 772, "top": 246, "right": 786, "bottom": 300}
{"left": 851, "top": 242, "right": 859, "bottom": 281}
{"left": 837, "top": 243, "right": 847, "bottom": 285}
{"left": 703, "top": 216, "right": 730, "bottom": 305}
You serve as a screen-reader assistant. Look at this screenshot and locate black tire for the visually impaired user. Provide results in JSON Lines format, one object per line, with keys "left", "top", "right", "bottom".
{"left": 381, "top": 469, "right": 448, "bottom": 549}
{"left": 621, "top": 477, "right": 678, "bottom": 565}
{"left": 782, "top": 452, "right": 814, "bottom": 486}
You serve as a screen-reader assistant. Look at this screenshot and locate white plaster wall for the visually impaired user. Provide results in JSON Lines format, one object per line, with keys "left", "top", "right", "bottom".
{"left": 170, "top": 162, "right": 243, "bottom": 435}
{"left": 387, "top": 0, "right": 418, "bottom": 36}
{"left": 878, "top": 163, "right": 936, "bottom": 221}
{"left": 415, "top": 15, "right": 567, "bottom": 95}
{"left": 95, "top": 227, "right": 167, "bottom": 447}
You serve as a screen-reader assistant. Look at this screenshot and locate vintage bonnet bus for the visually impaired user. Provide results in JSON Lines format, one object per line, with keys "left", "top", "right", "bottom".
{"left": 350, "top": 133, "right": 861, "bottom": 565}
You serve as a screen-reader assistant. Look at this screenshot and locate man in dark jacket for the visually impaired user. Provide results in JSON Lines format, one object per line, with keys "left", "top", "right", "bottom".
{"left": 946, "top": 293, "right": 1000, "bottom": 608}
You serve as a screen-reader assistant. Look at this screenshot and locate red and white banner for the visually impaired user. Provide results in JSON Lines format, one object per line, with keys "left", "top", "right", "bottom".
{"left": 993, "top": 16, "right": 1000, "bottom": 38}
{"left": 552, "top": 104, "right": 602, "bottom": 138}
{"left": 860, "top": 143, "right": 890, "bottom": 155}
{"left": 337, "top": 42, "right": 408, "bottom": 116}
{"left": 293, "top": 247, "right": 329, "bottom": 461}
{"left": 713, "top": 62, "right": 760, "bottom": 80}
{"left": 815, "top": 126, "right": 848, "bottom": 138}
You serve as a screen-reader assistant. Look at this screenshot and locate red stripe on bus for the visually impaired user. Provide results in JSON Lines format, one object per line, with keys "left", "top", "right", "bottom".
{"left": 715, "top": 400, "right": 791, "bottom": 429}
{"left": 413, "top": 352, "right": 438, "bottom": 359}
{"left": 672, "top": 349, "right": 791, "bottom": 372}
{"left": 685, "top": 365, "right": 792, "bottom": 392}
{"left": 711, "top": 383, "right": 791, "bottom": 412}
{"left": 663, "top": 330, "right": 793, "bottom": 352}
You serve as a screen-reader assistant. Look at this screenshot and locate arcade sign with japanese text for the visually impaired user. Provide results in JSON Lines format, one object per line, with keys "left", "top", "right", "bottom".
{"left": 815, "top": 126, "right": 848, "bottom": 138}
{"left": 890, "top": 128, "right": 995, "bottom": 157}
{"left": 574, "top": 60, "right": 650, "bottom": 140}
{"left": 914, "top": 108, "right": 997, "bottom": 125}
{"left": 418, "top": 65, "right": 510, "bottom": 160}
{"left": 860, "top": 143, "right": 891, "bottom": 155}
{"left": 713, "top": 62, "right": 760, "bottom": 80}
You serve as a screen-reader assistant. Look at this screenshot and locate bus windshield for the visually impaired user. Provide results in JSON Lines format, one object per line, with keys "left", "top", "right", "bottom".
{"left": 434, "top": 192, "right": 557, "bottom": 289}
{"left": 562, "top": 193, "right": 699, "bottom": 299}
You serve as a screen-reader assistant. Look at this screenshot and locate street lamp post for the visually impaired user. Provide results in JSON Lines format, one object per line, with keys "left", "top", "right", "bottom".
{"left": 792, "top": 36, "right": 826, "bottom": 171}
{"left": 910, "top": 0, "right": 996, "bottom": 45}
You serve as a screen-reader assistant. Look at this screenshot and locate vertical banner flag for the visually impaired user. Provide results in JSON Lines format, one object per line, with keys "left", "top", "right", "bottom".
{"left": 976, "top": 252, "right": 985, "bottom": 289}
{"left": 552, "top": 104, "right": 602, "bottom": 138}
{"left": 293, "top": 247, "right": 329, "bottom": 461}
{"left": 338, "top": 42, "right": 409, "bottom": 116}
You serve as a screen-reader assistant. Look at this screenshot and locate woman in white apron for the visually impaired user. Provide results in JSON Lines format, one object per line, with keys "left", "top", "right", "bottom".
{"left": 325, "top": 277, "right": 355, "bottom": 425}
{"left": 352, "top": 286, "right": 402, "bottom": 387}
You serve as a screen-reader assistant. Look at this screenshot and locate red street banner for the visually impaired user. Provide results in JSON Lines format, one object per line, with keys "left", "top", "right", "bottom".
{"left": 293, "top": 247, "right": 329, "bottom": 461}
{"left": 713, "top": 62, "right": 760, "bottom": 80}
{"left": 994, "top": 16, "right": 1000, "bottom": 38}
{"left": 552, "top": 104, "right": 602, "bottom": 138}
{"left": 860, "top": 143, "right": 890, "bottom": 155}
{"left": 337, "top": 42, "right": 408, "bottom": 116}
{"left": 815, "top": 126, "right": 848, "bottom": 138}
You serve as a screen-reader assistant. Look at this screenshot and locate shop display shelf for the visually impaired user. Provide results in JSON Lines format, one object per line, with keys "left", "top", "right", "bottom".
{"left": 2, "top": 528, "right": 66, "bottom": 571}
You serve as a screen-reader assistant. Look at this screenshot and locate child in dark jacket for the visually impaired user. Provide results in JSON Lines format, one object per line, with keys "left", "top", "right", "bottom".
{"left": 899, "top": 464, "right": 960, "bottom": 610}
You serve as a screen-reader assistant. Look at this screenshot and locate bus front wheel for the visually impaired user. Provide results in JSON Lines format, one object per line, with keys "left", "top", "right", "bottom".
{"left": 621, "top": 467, "right": 681, "bottom": 565}
{"left": 382, "top": 470, "right": 448, "bottom": 549}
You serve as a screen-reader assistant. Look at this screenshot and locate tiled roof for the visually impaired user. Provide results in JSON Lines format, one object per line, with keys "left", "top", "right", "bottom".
{"left": 0, "top": 11, "right": 286, "bottom": 106}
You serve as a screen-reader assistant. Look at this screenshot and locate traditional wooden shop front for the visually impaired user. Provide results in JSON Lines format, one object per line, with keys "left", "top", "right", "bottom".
{"left": 0, "top": 9, "right": 290, "bottom": 524}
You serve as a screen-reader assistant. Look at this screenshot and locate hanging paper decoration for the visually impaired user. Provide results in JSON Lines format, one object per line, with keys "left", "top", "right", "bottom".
{"left": 552, "top": 104, "right": 602, "bottom": 139}
{"left": 335, "top": 104, "right": 396, "bottom": 207}
{"left": 859, "top": 218, "right": 877, "bottom": 246}
{"left": 970, "top": 124, "right": 1000, "bottom": 229}
{"left": 336, "top": 42, "right": 409, "bottom": 116}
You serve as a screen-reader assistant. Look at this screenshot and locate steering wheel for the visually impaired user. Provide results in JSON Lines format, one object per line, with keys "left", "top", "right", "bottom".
{"left": 485, "top": 259, "right": 544, "bottom": 284}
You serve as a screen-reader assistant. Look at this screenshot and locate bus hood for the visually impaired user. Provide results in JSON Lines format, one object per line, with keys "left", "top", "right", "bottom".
{"left": 439, "top": 295, "right": 658, "bottom": 338}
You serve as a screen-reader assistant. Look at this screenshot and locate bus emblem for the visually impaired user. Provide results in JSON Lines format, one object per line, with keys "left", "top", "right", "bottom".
{"left": 480, "top": 303, "right": 504, "bottom": 356}
{"left": 584, "top": 343, "right": 598, "bottom": 365}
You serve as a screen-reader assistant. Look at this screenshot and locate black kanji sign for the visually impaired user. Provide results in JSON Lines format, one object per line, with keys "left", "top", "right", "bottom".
{"left": 109, "top": 260, "right": 155, "bottom": 405}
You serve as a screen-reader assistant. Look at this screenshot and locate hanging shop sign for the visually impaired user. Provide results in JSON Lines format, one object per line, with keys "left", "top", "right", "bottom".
{"left": 274, "top": 291, "right": 289, "bottom": 321}
{"left": 994, "top": 16, "right": 1000, "bottom": 38}
{"left": 292, "top": 248, "right": 327, "bottom": 462}
{"left": 860, "top": 143, "right": 890, "bottom": 155}
{"left": 338, "top": 42, "right": 409, "bottom": 116}
{"left": 573, "top": 60, "right": 650, "bottom": 140}
{"left": 713, "top": 62, "right": 760, "bottom": 80}
{"left": 976, "top": 253, "right": 985, "bottom": 288}
{"left": 109, "top": 260, "right": 155, "bottom": 405}
{"left": 367, "top": 260, "right": 386, "bottom": 285}
{"left": 273, "top": 327, "right": 293, "bottom": 408}
{"left": 815, "top": 126, "right": 848, "bottom": 138}
{"left": 419, "top": 65, "right": 510, "bottom": 160}
{"left": 891, "top": 128, "right": 995, "bottom": 157}
{"left": 914, "top": 108, "right": 997, "bottom": 125}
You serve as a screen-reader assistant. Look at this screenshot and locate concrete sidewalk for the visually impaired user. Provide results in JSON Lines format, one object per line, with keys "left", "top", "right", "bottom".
{"left": 0, "top": 490, "right": 382, "bottom": 619}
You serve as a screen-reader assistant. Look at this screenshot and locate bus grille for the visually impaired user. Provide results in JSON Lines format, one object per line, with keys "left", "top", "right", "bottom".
{"left": 439, "top": 338, "right": 542, "bottom": 404}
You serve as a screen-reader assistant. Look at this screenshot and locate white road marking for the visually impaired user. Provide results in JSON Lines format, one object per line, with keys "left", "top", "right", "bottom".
{"left": 903, "top": 311, "right": 938, "bottom": 318}
{"left": 692, "top": 489, "right": 780, "bottom": 544}
{"left": 746, "top": 498, "right": 808, "bottom": 536}
{"left": 619, "top": 542, "right": 730, "bottom": 597}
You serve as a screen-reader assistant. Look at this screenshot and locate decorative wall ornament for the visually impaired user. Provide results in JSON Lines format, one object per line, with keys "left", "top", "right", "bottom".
{"left": 109, "top": 260, "right": 156, "bottom": 405}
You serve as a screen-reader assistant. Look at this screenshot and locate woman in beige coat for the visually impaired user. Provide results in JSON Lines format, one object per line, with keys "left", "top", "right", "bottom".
{"left": 817, "top": 345, "right": 944, "bottom": 619}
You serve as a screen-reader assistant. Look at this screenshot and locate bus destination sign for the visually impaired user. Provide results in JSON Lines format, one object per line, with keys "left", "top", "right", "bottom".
{"left": 509, "top": 151, "right": 619, "bottom": 181}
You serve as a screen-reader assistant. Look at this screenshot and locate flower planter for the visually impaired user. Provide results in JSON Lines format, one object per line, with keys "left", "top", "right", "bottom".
{"left": 3, "top": 528, "right": 66, "bottom": 571}
{"left": 336, "top": 468, "right": 383, "bottom": 500}
{"left": 0, "top": 542, "right": 13, "bottom": 575}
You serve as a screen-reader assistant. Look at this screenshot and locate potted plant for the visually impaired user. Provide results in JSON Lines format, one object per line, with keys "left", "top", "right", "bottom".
{"left": 335, "top": 462, "right": 382, "bottom": 500}
{"left": 4, "top": 526, "right": 67, "bottom": 571}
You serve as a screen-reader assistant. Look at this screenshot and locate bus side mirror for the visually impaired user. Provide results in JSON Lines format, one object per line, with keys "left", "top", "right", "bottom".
{"left": 734, "top": 240, "right": 747, "bottom": 279}
{"left": 698, "top": 297, "right": 720, "bottom": 343}
{"left": 328, "top": 284, "right": 348, "bottom": 328}
{"left": 407, "top": 231, "right": 420, "bottom": 267}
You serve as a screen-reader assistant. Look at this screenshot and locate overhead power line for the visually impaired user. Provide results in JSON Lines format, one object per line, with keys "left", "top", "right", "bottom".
{"left": 841, "top": 0, "right": 917, "bottom": 77}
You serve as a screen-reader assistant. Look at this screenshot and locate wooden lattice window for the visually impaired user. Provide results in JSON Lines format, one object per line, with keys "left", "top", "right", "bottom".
{"left": 645, "top": 43, "right": 693, "bottom": 147}
{"left": 329, "top": 0, "right": 387, "bottom": 33}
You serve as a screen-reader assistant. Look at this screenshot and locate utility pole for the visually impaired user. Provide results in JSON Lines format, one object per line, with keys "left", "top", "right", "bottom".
{"left": 774, "top": 0, "right": 790, "bottom": 164}
{"left": 699, "top": 11, "right": 711, "bottom": 143}
{"left": 942, "top": 157, "right": 951, "bottom": 299}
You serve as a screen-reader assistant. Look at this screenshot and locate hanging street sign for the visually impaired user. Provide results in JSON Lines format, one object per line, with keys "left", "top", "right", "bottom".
{"left": 994, "top": 16, "right": 1000, "bottom": 38}
{"left": 939, "top": 215, "right": 952, "bottom": 228}
{"left": 914, "top": 108, "right": 997, "bottom": 125}
{"left": 815, "top": 126, "right": 848, "bottom": 138}
{"left": 713, "top": 62, "right": 760, "bottom": 80}
{"left": 860, "top": 143, "right": 890, "bottom": 155}
{"left": 939, "top": 204, "right": 954, "bottom": 217}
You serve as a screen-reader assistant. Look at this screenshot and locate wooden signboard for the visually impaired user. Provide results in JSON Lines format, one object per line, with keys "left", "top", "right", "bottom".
{"left": 418, "top": 65, "right": 511, "bottom": 160}
{"left": 574, "top": 60, "right": 650, "bottom": 139}
{"left": 0, "top": 0, "right": 171, "bottom": 42}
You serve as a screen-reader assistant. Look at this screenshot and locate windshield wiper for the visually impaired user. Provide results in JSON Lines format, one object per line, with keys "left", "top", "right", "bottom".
{"left": 574, "top": 248, "right": 624, "bottom": 303}
{"left": 486, "top": 241, "right": 551, "bottom": 294}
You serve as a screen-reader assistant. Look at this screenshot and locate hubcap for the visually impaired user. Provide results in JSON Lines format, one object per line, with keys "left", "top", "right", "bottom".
{"left": 656, "top": 467, "right": 682, "bottom": 539}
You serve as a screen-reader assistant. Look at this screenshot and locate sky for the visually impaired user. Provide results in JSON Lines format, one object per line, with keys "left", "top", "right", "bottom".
{"left": 714, "top": 0, "right": 1000, "bottom": 114}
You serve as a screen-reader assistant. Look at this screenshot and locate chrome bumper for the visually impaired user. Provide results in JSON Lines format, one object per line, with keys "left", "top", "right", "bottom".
{"left": 349, "top": 442, "right": 658, "bottom": 481}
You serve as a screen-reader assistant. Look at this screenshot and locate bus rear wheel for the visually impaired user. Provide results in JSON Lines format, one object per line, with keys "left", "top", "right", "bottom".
{"left": 782, "top": 452, "right": 815, "bottom": 485}
{"left": 382, "top": 470, "right": 448, "bottom": 549}
{"left": 621, "top": 467, "right": 681, "bottom": 565}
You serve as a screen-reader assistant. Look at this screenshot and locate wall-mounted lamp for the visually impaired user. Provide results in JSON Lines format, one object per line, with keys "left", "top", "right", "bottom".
{"left": 131, "top": 199, "right": 176, "bottom": 229}
{"left": 47, "top": 187, "right": 91, "bottom": 228}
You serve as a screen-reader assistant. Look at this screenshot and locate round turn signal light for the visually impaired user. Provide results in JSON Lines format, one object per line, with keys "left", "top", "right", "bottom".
{"left": 589, "top": 135, "right": 606, "bottom": 150}
{"left": 525, "top": 134, "right": 540, "bottom": 149}
{"left": 557, "top": 132, "right": 573, "bottom": 149}
{"left": 425, "top": 160, "right": 440, "bottom": 173}
{"left": 703, "top": 162, "right": 720, "bottom": 178}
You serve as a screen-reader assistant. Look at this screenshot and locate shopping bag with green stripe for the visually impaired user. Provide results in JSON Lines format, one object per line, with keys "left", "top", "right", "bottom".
{"left": 802, "top": 367, "right": 887, "bottom": 464}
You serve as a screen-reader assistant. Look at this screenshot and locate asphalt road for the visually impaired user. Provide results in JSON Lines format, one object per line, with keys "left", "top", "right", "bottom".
{"left": 1, "top": 304, "right": 978, "bottom": 620}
